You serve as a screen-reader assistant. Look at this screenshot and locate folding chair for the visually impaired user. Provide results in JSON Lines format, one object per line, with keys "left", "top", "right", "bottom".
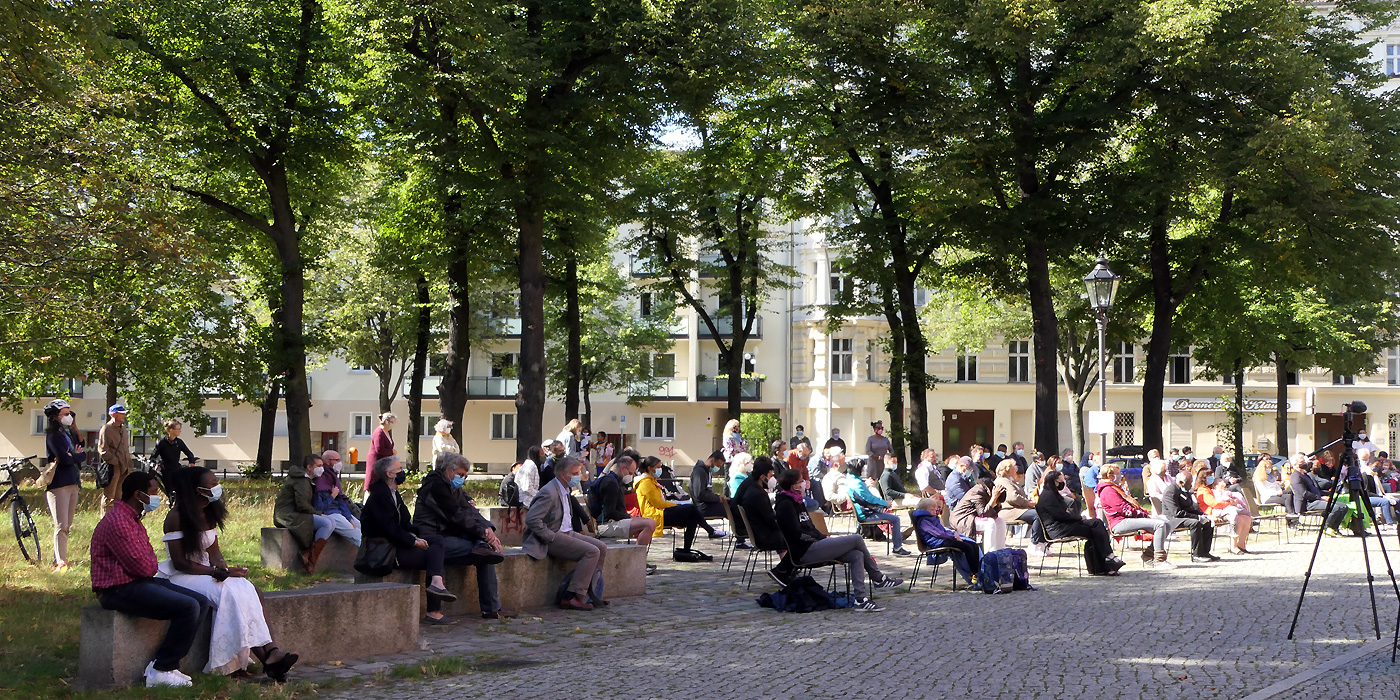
{"left": 719, "top": 497, "right": 742, "bottom": 572}
{"left": 777, "top": 528, "right": 853, "bottom": 599}
{"left": 1109, "top": 523, "right": 1156, "bottom": 562}
{"left": 733, "top": 505, "right": 779, "bottom": 590}
{"left": 1039, "top": 518, "right": 1086, "bottom": 578}
{"left": 906, "top": 526, "right": 964, "bottom": 592}
{"left": 854, "top": 507, "right": 895, "bottom": 555}
{"left": 1246, "top": 493, "right": 1285, "bottom": 545}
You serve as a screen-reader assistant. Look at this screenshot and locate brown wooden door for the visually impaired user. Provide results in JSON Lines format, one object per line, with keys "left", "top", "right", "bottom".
{"left": 1314, "top": 412, "right": 1365, "bottom": 454}
{"left": 320, "top": 432, "right": 340, "bottom": 454}
{"left": 943, "top": 410, "right": 995, "bottom": 455}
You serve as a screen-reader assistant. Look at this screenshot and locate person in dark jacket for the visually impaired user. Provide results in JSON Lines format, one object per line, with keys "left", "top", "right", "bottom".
{"left": 587, "top": 456, "right": 658, "bottom": 572}
{"left": 1035, "top": 471, "right": 1123, "bottom": 575}
{"left": 152, "top": 419, "right": 199, "bottom": 494}
{"left": 735, "top": 457, "right": 784, "bottom": 582}
{"left": 1161, "top": 469, "right": 1219, "bottom": 562}
{"left": 43, "top": 399, "right": 84, "bottom": 572}
{"left": 877, "top": 453, "right": 916, "bottom": 507}
{"left": 413, "top": 453, "right": 516, "bottom": 619}
{"left": 363, "top": 456, "right": 460, "bottom": 624}
{"left": 272, "top": 454, "right": 333, "bottom": 573}
{"left": 770, "top": 469, "right": 900, "bottom": 611}
{"left": 690, "top": 451, "right": 727, "bottom": 519}
{"left": 1289, "top": 460, "right": 1348, "bottom": 535}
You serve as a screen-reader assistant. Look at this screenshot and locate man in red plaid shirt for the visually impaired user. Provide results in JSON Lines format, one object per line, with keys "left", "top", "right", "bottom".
{"left": 90, "top": 472, "right": 209, "bottom": 687}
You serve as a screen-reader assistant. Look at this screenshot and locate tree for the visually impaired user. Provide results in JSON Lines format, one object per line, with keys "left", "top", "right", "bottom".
{"left": 103, "top": 0, "right": 361, "bottom": 466}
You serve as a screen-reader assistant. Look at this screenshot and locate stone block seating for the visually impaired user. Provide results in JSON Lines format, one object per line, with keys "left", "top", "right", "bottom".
{"left": 354, "top": 544, "right": 647, "bottom": 615}
{"left": 480, "top": 506, "right": 528, "bottom": 546}
{"left": 260, "top": 527, "right": 359, "bottom": 573}
{"left": 78, "top": 582, "right": 419, "bottom": 689}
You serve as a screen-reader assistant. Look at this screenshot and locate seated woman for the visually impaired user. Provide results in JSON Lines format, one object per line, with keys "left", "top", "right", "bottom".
{"left": 728, "top": 452, "right": 754, "bottom": 498}
{"left": 635, "top": 456, "right": 725, "bottom": 554}
{"left": 363, "top": 456, "right": 461, "bottom": 624}
{"left": 771, "top": 469, "right": 901, "bottom": 611}
{"left": 846, "top": 461, "right": 910, "bottom": 555}
{"left": 1144, "top": 459, "right": 1171, "bottom": 515}
{"left": 273, "top": 454, "right": 335, "bottom": 573}
{"left": 312, "top": 450, "right": 361, "bottom": 545}
{"left": 1253, "top": 454, "right": 1286, "bottom": 507}
{"left": 160, "top": 468, "right": 298, "bottom": 680}
{"left": 1095, "top": 464, "right": 1174, "bottom": 569}
{"left": 950, "top": 476, "right": 1007, "bottom": 553}
{"left": 909, "top": 497, "right": 980, "bottom": 587}
{"left": 1035, "top": 470, "right": 1123, "bottom": 576}
{"left": 1193, "top": 464, "right": 1253, "bottom": 555}
{"left": 993, "top": 458, "right": 1037, "bottom": 535}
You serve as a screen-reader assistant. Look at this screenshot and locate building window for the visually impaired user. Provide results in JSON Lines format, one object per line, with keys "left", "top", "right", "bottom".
{"left": 1007, "top": 340, "right": 1030, "bottom": 383}
{"left": 351, "top": 413, "right": 374, "bottom": 439}
{"left": 640, "top": 292, "right": 654, "bottom": 317}
{"left": 1168, "top": 348, "right": 1191, "bottom": 384}
{"left": 1286, "top": 370, "right": 1299, "bottom": 385}
{"left": 31, "top": 410, "right": 46, "bottom": 436}
{"left": 1112, "top": 341, "right": 1135, "bottom": 384}
{"left": 419, "top": 414, "right": 441, "bottom": 438}
{"left": 957, "top": 353, "right": 978, "bottom": 382}
{"left": 1387, "top": 44, "right": 1400, "bottom": 76}
{"left": 1333, "top": 372, "right": 1355, "bottom": 385}
{"left": 491, "top": 413, "right": 516, "bottom": 441}
{"left": 641, "top": 414, "right": 675, "bottom": 440}
{"left": 204, "top": 412, "right": 228, "bottom": 438}
{"left": 1389, "top": 348, "right": 1399, "bottom": 385}
{"left": 491, "top": 353, "right": 518, "bottom": 378}
{"left": 831, "top": 338, "right": 853, "bottom": 380}
{"left": 428, "top": 354, "right": 448, "bottom": 377}
{"left": 830, "top": 267, "right": 850, "bottom": 304}
{"left": 1114, "top": 412, "right": 1136, "bottom": 447}
{"left": 349, "top": 364, "right": 373, "bottom": 373}
{"left": 652, "top": 353, "right": 676, "bottom": 378}
{"left": 913, "top": 287, "right": 929, "bottom": 307}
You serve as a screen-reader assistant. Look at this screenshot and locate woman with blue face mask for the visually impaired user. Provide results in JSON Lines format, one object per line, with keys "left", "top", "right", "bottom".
{"left": 633, "top": 456, "right": 724, "bottom": 556}
{"left": 1192, "top": 462, "right": 1253, "bottom": 554}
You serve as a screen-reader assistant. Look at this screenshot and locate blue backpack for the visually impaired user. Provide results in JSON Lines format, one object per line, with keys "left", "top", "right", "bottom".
{"left": 978, "top": 548, "right": 1034, "bottom": 594}
{"left": 554, "top": 568, "right": 605, "bottom": 606}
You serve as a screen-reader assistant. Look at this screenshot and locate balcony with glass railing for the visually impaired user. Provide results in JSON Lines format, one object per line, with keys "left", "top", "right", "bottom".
{"left": 401, "top": 376, "right": 518, "bottom": 399}
{"left": 696, "top": 377, "right": 761, "bottom": 401}
{"left": 628, "top": 377, "right": 688, "bottom": 400}
{"left": 697, "top": 315, "right": 761, "bottom": 339}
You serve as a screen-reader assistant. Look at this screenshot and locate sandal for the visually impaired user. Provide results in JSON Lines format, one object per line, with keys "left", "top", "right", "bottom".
{"left": 259, "top": 647, "right": 299, "bottom": 683}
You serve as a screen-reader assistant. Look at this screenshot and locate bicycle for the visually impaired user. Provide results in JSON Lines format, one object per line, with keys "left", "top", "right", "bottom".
{"left": 0, "top": 455, "right": 43, "bottom": 564}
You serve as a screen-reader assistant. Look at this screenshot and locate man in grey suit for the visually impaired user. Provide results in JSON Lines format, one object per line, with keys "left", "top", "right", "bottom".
{"left": 523, "top": 456, "right": 608, "bottom": 610}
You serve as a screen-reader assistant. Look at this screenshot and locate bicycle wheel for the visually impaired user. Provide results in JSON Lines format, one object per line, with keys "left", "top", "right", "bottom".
{"left": 11, "top": 496, "right": 42, "bottom": 564}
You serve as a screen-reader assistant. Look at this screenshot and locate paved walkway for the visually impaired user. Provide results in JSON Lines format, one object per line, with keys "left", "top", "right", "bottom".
{"left": 295, "top": 524, "right": 1400, "bottom": 700}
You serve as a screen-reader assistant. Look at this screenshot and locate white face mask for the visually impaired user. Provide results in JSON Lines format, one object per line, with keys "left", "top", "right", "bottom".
{"left": 622, "top": 473, "right": 634, "bottom": 485}
{"left": 60, "top": 414, "right": 74, "bottom": 427}
{"left": 767, "top": 476, "right": 778, "bottom": 491}
{"left": 1359, "top": 434, "right": 1368, "bottom": 441}
{"left": 312, "top": 466, "right": 324, "bottom": 478}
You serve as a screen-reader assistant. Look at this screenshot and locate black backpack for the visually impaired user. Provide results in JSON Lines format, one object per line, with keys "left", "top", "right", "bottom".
{"left": 498, "top": 474, "right": 522, "bottom": 508}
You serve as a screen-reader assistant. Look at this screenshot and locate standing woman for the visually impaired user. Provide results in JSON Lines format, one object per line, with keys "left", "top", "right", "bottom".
{"left": 152, "top": 419, "right": 199, "bottom": 494}
{"left": 161, "top": 467, "right": 299, "bottom": 679}
{"left": 864, "top": 420, "right": 892, "bottom": 463}
{"left": 555, "top": 419, "right": 587, "bottom": 458}
{"left": 592, "top": 431, "right": 613, "bottom": 476}
{"left": 43, "top": 399, "right": 84, "bottom": 572}
{"left": 365, "top": 413, "right": 396, "bottom": 490}
{"left": 430, "top": 419, "right": 459, "bottom": 465}
{"left": 721, "top": 419, "right": 747, "bottom": 464}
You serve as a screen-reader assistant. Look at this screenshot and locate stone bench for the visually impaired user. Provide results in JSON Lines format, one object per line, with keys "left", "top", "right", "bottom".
{"left": 479, "top": 506, "right": 528, "bottom": 546}
{"left": 78, "top": 582, "right": 419, "bottom": 689}
{"left": 260, "top": 527, "right": 359, "bottom": 574}
{"left": 354, "top": 544, "right": 646, "bottom": 615}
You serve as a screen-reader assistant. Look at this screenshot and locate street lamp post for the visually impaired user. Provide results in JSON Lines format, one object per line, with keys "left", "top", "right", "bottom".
{"left": 1083, "top": 258, "right": 1121, "bottom": 462}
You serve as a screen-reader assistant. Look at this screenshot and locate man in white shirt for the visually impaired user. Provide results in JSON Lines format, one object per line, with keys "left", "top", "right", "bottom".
{"left": 522, "top": 457, "right": 607, "bottom": 610}
{"left": 914, "top": 448, "right": 942, "bottom": 495}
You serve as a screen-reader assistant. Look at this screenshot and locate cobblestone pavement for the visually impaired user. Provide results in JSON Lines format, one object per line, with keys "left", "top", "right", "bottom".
{"left": 296, "top": 523, "right": 1400, "bottom": 700}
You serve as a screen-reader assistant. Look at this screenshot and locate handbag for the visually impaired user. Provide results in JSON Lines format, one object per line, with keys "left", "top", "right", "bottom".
{"left": 95, "top": 462, "right": 113, "bottom": 489}
{"left": 35, "top": 460, "right": 58, "bottom": 489}
{"left": 353, "top": 537, "right": 398, "bottom": 577}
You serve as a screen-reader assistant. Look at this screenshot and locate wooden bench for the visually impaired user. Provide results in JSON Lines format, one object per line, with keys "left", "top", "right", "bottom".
{"left": 78, "top": 582, "right": 419, "bottom": 689}
{"left": 260, "top": 527, "right": 359, "bottom": 574}
{"left": 354, "top": 544, "right": 646, "bottom": 615}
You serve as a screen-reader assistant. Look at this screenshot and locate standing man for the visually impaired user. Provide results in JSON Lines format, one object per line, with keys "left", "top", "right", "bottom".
{"left": 97, "top": 404, "right": 133, "bottom": 513}
{"left": 789, "top": 425, "right": 812, "bottom": 452}
{"left": 523, "top": 457, "right": 607, "bottom": 610}
{"left": 824, "top": 428, "right": 846, "bottom": 453}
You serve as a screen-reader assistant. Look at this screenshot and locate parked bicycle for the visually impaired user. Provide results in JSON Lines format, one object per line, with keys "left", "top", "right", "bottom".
{"left": 1, "top": 455, "right": 43, "bottom": 564}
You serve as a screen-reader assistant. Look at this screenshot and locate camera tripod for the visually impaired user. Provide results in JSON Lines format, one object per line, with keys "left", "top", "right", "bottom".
{"left": 1286, "top": 402, "right": 1400, "bottom": 662}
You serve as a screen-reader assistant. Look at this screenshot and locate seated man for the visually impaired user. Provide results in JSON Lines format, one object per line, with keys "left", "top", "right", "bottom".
{"left": 413, "top": 453, "right": 518, "bottom": 619}
{"left": 90, "top": 472, "right": 210, "bottom": 688}
{"left": 914, "top": 449, "right": 944, "bottom": 496}
{"left": 1290, "top": 457, "right": 1349, "bottom": 535}
{"left": 312, "top": 450, "right": 361, "bottom": 545}
{"left": 689, "top": 451, "right": 728, "bottom": 519}
{"left": 1161, "top": 468, "right": 1219, "bottom": 563}
{"left": 523, "top": 456, "right": 608, "bottom": 610}
{"left": 848, "top": 460, "right": 910, "bottom": 555}
{"left": 589, "top": 456, "right": 658, "bottom": 574}
{"left": 769, "top": 469, "right": 902, "bottom": 611}
{"left": 910, "top": 497, "right": 981, "bottom": 586}
{"left": 877, "top": 453, "right": 920, "bottom": 508}
{"left": 945, "top": 456, "right": 976, "bottom": 509}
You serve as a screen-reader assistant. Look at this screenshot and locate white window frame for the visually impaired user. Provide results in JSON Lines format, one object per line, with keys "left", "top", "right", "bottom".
{"left": 491, "top": 353, "right": 519, "bottom": 378}
{"left": 1168, "top": 348, "right": 1191, "bottom": 385}
{"left": 957, "top": 353, "right": 979, "bottom": 382}
{"left": 829, "top": 269, "right": 850, "bottom": 304}
{"left": 204, "top": 411, "right": 229, "bottom": 438}
{"left": 831, "top": 338, "right": 854, "bottom": 381}
{"left": 1333, "top": 372, "right": 1355, "bottom": 386}
{"left": 641, "top": 414, "right": 676, "bottom": 440}
{"left": 419, "top": 414, "right": 441, "bottom": 438}
{"left": 351, "top": 413, "right": 374, "bottom": 439}
{"left": 1388, "top": 347, "right": 1399, "bottom": 385}
{"left": 31, "top": 410, "right": 46, "bottom": 436}
{"left": 1007, "top": 340, "right": 1030, "bottom": 383}
{"left": 1112, "top": 341, "right": 1135, "bottom": 384}
{"left": 491, "top": 413, "right": 516, "bottom": 441}
{"left": 348, "top": 364, "right": 374, "bottom": 374}
{"left": 1387, "top": 44, "right": 1400, "bottom": 76}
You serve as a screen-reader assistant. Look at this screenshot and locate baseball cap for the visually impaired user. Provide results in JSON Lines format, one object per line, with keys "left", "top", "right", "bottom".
{"left": 108, "top": 403, "right": 129, "bottom": 414}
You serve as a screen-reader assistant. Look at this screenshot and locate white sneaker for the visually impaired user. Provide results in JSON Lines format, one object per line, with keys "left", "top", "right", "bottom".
{"left": 146, "top": 669, "right": 192, "bottom": 687}
{"left": 1032, "top": 543, "right": 1051, "bottom": 557}
{"left": 145, "top": 661, "right": 190, "bottom": 683}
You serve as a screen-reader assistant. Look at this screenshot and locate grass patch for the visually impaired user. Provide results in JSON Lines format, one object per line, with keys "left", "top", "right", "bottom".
{"left": 390, "top": 655, "right": 467, "bottom": 679}
{"left": 0, "top": 479, "right": 334, "bottom": 699}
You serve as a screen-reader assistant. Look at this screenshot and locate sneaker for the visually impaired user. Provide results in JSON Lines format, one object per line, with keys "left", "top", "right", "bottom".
{"left": 891, "top": 547, "right": 911, "bottom": 556}
{"left": 645, "top": 564, "right": 658, "bottom": 575}
{"left": 425, "top": 584, "right": 458, "bottom": 602}
{"left": 146, "top": 669, "right": 192, "bottom": 688}
{"left": 735, "top": 541, "right": 754, "bottom": 550}
{"left": 874, "top": 576, "right": 904, "bottom": 589}
{"left": 767, "top": 566, "right": 793, "bottom": 587}
{"left": 1031, "top": 543, "right": 1051, "bottom": 557}
{"left": 1153, "top": 559, "right": 1177, "bottom": 570}
{"left": 1190, "top": 555, "right": 1214, "bottom": 564}
{"left": 1324, "top": 528, "right": 1342, "bottom": 538}
{"left": 708, "top": 530, "right": 730, "bottom": 540}
{"left": 852, "top": 597, "right": 884, "bottom": 612}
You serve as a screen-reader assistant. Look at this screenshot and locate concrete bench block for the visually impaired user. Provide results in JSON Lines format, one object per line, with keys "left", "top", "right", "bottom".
{"left": 260, "top": 527, "right": 360, "bottom": 573}
{"left": 78, "top": 582, "right": 419, "bottom": 688}
{"left": 479, "top": 506, "right": 528, "bottom": 546}
{"left": 355, "top": 543, "right": 646, "bottom": 615}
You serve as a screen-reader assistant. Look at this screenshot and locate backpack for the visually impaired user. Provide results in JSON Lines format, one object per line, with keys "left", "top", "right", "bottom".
{"left": 978, "top": 548, "right": 1023, "bottom": 594}
{"left": 554, "top": 567, "right": 605, "bottom": 606}
{"left": 672, "top": 548, "right": 713, "bottom": 563}
{"left": 498, "top": 474, "right": 522, "bottom": 508}
{"left": 756, "top": 575, "right": 853, "bottom": 613}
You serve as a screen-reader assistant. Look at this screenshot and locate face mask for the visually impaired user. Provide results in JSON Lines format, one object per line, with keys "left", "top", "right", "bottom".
{"left": 795, "top": 430, "right": 803, "bottom": 437}
{"left": 1035, "top": 460, "right": 1045, "bottom": 467}
{"left": 995, "top": 451, "right": 1004, "bottom": 458}
{"left": 451, "top": 474, "right": 466, "bottom": 489}
{"left": 1016, "top": 449, "right": 1025, "bottom": 456}
{"left": 711, "top": 465, "right": 722, "bottom": 476}
{"left": 312, "top": 466, "right": 324, "bottom": 478}
{"left": 394, "top": 471, "right": 407, "bottom": 485}
{"left": 623, "top": 473, "right": 634, "bottom": 485}
{"left": 60, "top": 414, "right": 74, "bottom": 427}
{"left": 569, "top": 475, "right": 582, "bottom": 490}
{"left": 143, "top": 494, "right": 161, "bottom": 513}
{"left": 1206, "top": 475, "right": 1216, "bottom": 485}
{"left": 1221, "top": 462, "right": 1232, "bottom": 469}
{"left": 201, "top": 484, "right": 223, "bottom": 501}
{"left": 875, "top": 428, "right": 884, "bottom": 435}
{"left": 767, "top": 476, "right": 778, "bottom": 490}
{"left": 1359, "top": 434, "right": 1368, "bottom": 441}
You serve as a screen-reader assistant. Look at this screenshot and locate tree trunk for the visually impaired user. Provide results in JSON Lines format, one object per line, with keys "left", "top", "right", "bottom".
{"left": 894, "top": 269, "right": 929, "bottom": 460}
{"left": 515, "top": 203, "right": 546, "bottom": 461}
{"left": 563, "top": 246, "right": 581, "bottom": 420}
{"left": 1068, "top": 391, "right": 1087, "bottom": 461}
{"left": 255, "top": 377, "right": 281, "bottom": 476}
{"left": 1025, "top": 238, "right": 1060, "bottom": 456}
{"left": 881, "top": 289, "right": 908, "bottom": 476}
{"left": 105, "top": 356, "right": 119, "bottom": 413}
{"left": 1141, "top": 214, "right": 1174, "bottom": 455}
{"left": 265, "top": 164, "right": 312, "bottom": 467}
{"left": 406, "top": 274, "right": 431, "bottom": 471}
{"left": 582, "top": 375, "right": 593, "bottom": 434}
{"left": 1232, "top": 363, "right": 1245, "bottom": 479}
{"left": 1276, "top": 354, "right": 1289, "bottom": 457}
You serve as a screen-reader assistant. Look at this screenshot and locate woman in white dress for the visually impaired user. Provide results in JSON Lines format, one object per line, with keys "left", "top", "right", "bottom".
{"left": 161, "top": 467, "right": 299, "bottom": 680}
{"left": 430, "top": 419, "right": 460, "bottom": 465}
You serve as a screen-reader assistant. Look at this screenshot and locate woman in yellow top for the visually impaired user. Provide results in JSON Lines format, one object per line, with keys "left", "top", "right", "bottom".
{"left": 635, "top": 456, "right": 727, "bottom": 553}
